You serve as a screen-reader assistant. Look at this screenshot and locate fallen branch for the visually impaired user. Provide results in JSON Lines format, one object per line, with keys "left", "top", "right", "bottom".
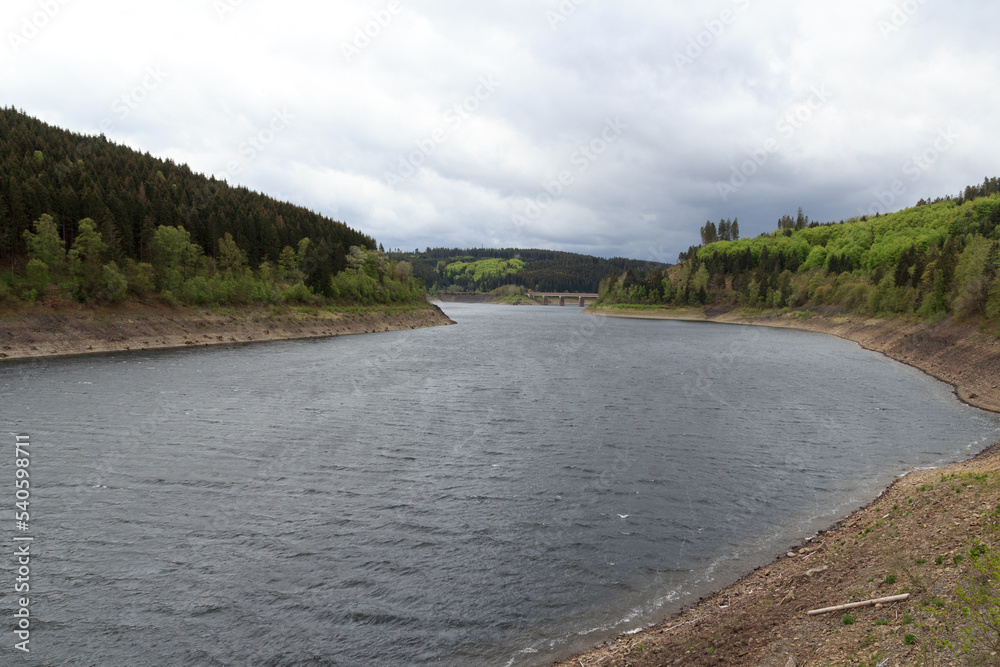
{"left": 661, "top": 617, "right": 702, "bottom": 633}
{"left": 807, "top": 594, "right": 909, "bottom": 616}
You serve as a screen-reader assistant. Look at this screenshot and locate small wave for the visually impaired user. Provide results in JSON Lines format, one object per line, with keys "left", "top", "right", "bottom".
{"left": 503, "top": 647, "right": 539, "bottom": 667}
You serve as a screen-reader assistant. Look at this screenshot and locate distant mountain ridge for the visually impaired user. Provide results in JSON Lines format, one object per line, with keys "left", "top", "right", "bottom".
{"left": 390, "top": 247, "right": 668, "bottom": 293}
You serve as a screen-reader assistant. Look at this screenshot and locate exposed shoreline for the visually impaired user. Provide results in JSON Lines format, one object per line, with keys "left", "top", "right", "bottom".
{"left": 432, "top": 293, "right": 544, "bottom": 306}
{"left": 557, "top": 306, "right": 1000, "bottom": 666}
{"left": 0, "top": 302, "right": 455, "bottom": 362}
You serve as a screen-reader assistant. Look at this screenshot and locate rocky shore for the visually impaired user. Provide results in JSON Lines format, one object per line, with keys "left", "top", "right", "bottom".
{"left": 0, "top": 302, "right": 454, "bottom": 362}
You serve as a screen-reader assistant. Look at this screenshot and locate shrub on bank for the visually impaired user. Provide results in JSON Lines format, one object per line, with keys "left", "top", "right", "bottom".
{"left": 102, "top": 262, "right": 128, "bottom": 303}
{"left": 8, "top": 215, "right": 427, "bottom": 310}
{"left": 281, "top": 282, "right": 314, "bottom": 304}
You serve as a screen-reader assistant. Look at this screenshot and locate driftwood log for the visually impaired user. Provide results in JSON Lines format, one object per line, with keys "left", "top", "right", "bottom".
{"left": 806, "top": 594, "right": 910, "bottom": 616}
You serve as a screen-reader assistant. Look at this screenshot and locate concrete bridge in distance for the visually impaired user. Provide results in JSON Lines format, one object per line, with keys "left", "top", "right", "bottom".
{"left": 528, "top": 292, "right": 599, "bottom": 307}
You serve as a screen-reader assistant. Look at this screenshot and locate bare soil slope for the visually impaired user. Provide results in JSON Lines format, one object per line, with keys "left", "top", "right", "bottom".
{"left": 0, "top": 302, "right": 454, "bottom": 361}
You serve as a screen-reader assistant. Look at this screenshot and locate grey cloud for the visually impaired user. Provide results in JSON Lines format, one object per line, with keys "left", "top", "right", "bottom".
{"left": 5, "top": 0, "right": 1000, "bottom": 261}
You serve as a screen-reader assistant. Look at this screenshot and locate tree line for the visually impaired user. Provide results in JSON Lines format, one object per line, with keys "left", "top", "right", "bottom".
{"left": 699, "top": 217, "right": 740, "bottom": 245}
{"left": 0, "top": 107, "right": 375, "bottom": 297}
{"left": 389, "top": 247, "right": 667, "bottom": 293}
{"left": 0, "top": 107, "right": 425, "bottom": 307}
{"left": 9, "top": 213, "right": 424, "bottom": 308}
{"left": 599, "top": 181, "right": 1000, "bottom": 328}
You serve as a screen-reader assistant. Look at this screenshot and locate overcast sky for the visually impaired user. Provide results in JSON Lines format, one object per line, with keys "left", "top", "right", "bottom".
{"left": 3, "top": 0, "right": 998, "bottom": 262}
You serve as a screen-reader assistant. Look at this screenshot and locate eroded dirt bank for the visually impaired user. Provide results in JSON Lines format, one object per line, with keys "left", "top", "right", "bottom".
{"left": 0, "top": 302, "right": 454, "bottom": 362}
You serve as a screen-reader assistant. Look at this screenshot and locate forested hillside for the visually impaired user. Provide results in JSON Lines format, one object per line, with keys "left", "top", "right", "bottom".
{"left": 0, "top": 107, "right": 374, "bottom": 289}
{"left": 599, "top": 179, "right": 1000, "bottom": 328}
{"left": 390, "top": 247, "right": 666, "bottom": 293}
{"left": 0, "top": 107, "right": 424, "bottom": 307}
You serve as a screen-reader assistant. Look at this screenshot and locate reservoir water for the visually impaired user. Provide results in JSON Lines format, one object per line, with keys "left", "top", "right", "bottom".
{"left": 2, "top": 303, "right": 999, "bottom": 665}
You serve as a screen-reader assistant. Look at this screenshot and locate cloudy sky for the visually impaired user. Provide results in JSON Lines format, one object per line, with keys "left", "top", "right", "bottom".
{"left": 3, "top": 0, "right": 999, "bottom": 262}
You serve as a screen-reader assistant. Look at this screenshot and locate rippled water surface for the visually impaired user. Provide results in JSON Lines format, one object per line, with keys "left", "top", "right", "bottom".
{"left": 3, "top": 303, "right": 998, "bottom": 665}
